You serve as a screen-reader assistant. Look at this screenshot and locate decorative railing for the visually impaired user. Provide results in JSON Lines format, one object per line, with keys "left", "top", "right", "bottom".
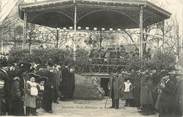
{"left": 75, "top": 57, "right": 130, "bottom": 73}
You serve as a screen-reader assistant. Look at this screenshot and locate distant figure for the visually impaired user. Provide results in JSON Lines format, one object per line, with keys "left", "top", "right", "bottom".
{"left": 133, "top": 48, "right": 139, "bottom": 57}
{"left": 145, "top": 48, "right": 151, "bottom": 60}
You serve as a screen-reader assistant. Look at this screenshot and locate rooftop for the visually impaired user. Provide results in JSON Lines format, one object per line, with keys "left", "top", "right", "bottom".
{"left": 19, "top": 0, "right": 171, "bottom": 29}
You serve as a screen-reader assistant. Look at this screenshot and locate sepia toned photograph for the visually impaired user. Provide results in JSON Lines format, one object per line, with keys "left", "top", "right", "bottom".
{"left": 0, "top": 0, "right": 183, "bottom": 117}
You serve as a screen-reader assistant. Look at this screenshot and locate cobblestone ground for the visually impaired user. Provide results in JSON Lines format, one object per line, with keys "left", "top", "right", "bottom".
{"left": 37, "top": 98, "right": 158, "bottom": 117}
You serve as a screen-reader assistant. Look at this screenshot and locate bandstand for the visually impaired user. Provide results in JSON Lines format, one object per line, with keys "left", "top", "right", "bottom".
{"left": 18, "top": 0, "right": 171, "bottom": 75}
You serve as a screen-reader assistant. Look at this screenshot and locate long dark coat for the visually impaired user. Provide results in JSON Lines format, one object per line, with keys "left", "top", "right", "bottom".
{"left": 176, "top": 77, "right": 183, "bottom": 115}
{"left": 140, "top": 75, "right": 154, "bottom": 105}
{"left": 109, "top": 74, "right": 120, "bottom": 100}
{"left": 60, "top": 67, "right": 69, "bottom": 97}
{"left": 0, "top": 69, "right": 11, "bottom": 115}
{"left": 42, "top": 78, "right": 54, "bottom": 112}
{"left": 158, "top": 76, "right": 178, "bottom": 114}
{"left": 10, "top": 79, "right": 24, "bottom": 116}
{"left": 61, "top": 67, "right": 75, "bottom": 99}
{"left": 37, "top": 69, "right": 54, "bottom": 111}
{"left": 133, "top": 72, "right": 141, "bottom": 106}
{"left": 68, "top": 72, "right": 75, "bottom": 98}
{"left": 53, "top": 70, "right": 62, "bottom": 99}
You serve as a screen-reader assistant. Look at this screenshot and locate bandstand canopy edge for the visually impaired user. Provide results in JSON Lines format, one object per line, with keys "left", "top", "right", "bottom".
{"left": 18, "top": 0, "right": 171, "bottom": 29}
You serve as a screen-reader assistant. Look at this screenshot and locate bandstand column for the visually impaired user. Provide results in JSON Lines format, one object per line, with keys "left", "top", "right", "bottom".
{"left": 162, "top": 21, "right": 165, "bottom": 51}
{"left": 139, "top": 6, "right": 144, "bottom": 60}
{"left": 73, "top": 0, "right": 77, "bottom": 62}
{"left": 56, "top": 28, "right": 59, "bottom": 48}
{"left": 23, "top": 12, "right": 28, "bottom": 50}
{"left": 0, "top": 27, "right": 3, "bottom": 54}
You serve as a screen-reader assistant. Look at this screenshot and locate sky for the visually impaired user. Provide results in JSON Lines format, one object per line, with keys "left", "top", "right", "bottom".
{"left": 0, "top": 0, "right": 18, "bottom": 24}
{"left": 150, "top": 0, "right": 183, "bottom": 34}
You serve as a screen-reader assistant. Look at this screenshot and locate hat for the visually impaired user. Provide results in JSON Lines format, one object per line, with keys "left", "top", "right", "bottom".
{"left": 19, "top": 62, "right": 31, "bottom": 70}
{"left": 168, "top": 70, "right": 183, "bottom": 76}
{"left": 168, "top": 70, "right": 176, "bottom": 74}
{"left": 37, "top": 76, "right": 48, "bottom": 82}
{"left": 28, "top": 73, "right": 40, "bottom": 78}
{"left": 70, "top": 68, "right": 75, "bottom": 73}
{"left": 28, "top": 73, "right": 40, "bottom": 81}
{"left": 13, "top": 76, "right": 20, "bottom": 80}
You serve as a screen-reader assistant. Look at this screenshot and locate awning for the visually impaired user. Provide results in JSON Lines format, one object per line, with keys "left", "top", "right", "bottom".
{"left": 19, "top": 0, "right": 171, "bottom": 29}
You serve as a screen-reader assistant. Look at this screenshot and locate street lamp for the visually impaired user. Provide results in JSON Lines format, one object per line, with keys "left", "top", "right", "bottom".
{"left": 85, "top": 27, "right": 89, "bottom": 30}
{"left": 69, "top": 27, "right": 73, "bottom": 30}
{"left": 101, "top": 28, "right": 105, "bottom": 31}
{"left": 94, "top": 27, "right": 97, "bottom": 31}
{"left": 117, "top": 28, "right": 121, "bottom": 31}
{"left": 77, "top": 26, "right": 81, "bottom": 30}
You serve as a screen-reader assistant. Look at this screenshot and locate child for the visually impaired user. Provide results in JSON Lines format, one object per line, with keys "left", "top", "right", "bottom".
{"left": 25, "top": 77, "right": 39, "bottom": 116}
{"left": 123, "top": 79, "right": 132, "bottom": 106}
{"left": 37, "top": 79, "right": 45, "bottom": 109}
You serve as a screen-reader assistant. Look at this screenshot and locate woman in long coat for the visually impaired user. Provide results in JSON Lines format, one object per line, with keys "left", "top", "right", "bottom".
{"left": 140, "top": 73, "right": 154, "bottom": 114}
{"left": 37, "top": 69, "right": 54, "bottom": 113}
{"left": 67, "top": 68, "right": 75, "bottom": 98}
{"left": 60, "top": 66, "right": 75, "bottom": 99}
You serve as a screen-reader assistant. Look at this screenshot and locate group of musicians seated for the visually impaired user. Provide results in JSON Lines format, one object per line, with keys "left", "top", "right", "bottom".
{"left": 75, "top": 45, "right": 151, "bottom": 73}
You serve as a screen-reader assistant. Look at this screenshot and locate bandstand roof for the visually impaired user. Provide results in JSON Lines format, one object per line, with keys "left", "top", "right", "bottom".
{"left": 19, "top": 0, "right": 171, "bottom": 29}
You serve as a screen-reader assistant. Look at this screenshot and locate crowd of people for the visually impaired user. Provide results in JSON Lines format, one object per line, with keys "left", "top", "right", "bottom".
{"left": 109, "top": 68, "right": 182, "bottom": 117}
{"left": 0, "top": 53, "right": 181, "bottom": 117}
{"left": 0, "top": 62, "right": 75, "bottom": 116}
